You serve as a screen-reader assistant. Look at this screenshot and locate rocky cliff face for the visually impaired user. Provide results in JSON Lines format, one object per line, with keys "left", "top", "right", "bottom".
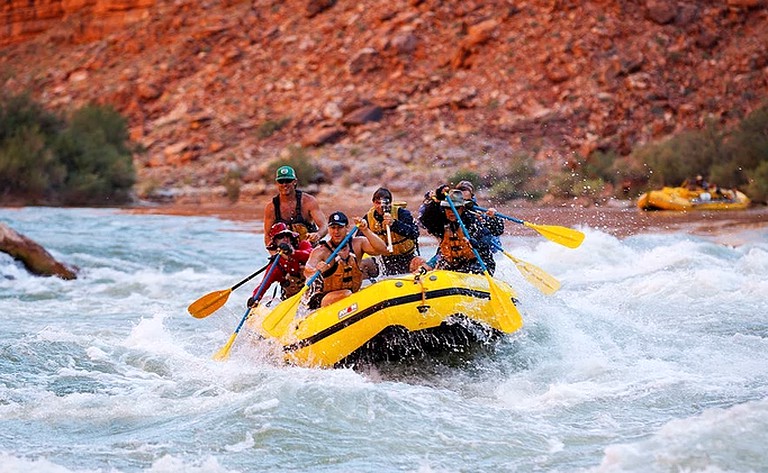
{"left": 1, "top": 0, "right": 155, "bottom": 46}
{"left": 2, "top": 0, "right": 767, "bottom": 203}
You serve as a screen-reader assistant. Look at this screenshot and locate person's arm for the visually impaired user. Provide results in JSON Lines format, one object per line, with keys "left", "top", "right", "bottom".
{"left": 355, "top": 217, "right": 388, "bottom": 256}
{"left": 465, "top": 215, "right": 492, "bottom": 254}
{"left": 390, "top": 208, "right": 420, "bottom": 240}
{"left": 484, "top": 213, "right": 505, "bottom": 236}
{"left": 303, "top": 194, "right": 327, "bottom": 244}
{"left": 303, "top": 246, "right": 328, "bottom": 278}
{"left": 294, "top": 240, "right": 313, "bottom": 264}
{"left": 249, "top": 259, "right": 284, "bottom": 305}
{"left": 416, "top": 252, "right": 439, "bottom": 273}
{"left": 418, "top": 200, "right": 446, "bottom": 238}
{"left": 263, "top": 201, "right": 276, "bottom": 247}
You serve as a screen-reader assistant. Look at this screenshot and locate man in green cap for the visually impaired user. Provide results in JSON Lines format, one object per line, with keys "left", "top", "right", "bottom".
{"left": 263, "top": 165, "right": 327, "bottom": 246}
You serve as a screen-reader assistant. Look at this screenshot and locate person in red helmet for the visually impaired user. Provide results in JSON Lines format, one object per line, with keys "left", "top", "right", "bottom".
{"left": 247, "top": 222, "right": 313, "bottom": 307}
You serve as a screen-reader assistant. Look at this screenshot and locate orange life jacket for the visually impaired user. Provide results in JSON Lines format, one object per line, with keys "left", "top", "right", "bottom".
{"left": 280, "top": 273, "right": 305, "bottom": 298}
{"left": 365, "top": 207, "right": 416, "bottom": 256}
{"left": 319, "top": 241, "right": 363, "bottom": 293}
{"left": 439, "top": 225, "right": 475, "bottom": 264}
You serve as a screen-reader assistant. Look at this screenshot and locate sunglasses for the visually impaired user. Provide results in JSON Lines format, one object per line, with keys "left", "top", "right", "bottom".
{"left": 276, "top": 179, "right": 295, "bottom": 185}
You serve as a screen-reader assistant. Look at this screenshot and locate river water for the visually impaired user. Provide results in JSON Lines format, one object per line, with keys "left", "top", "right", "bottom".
{"left": 1, "top": 206, "right": 767, "bottom": 473}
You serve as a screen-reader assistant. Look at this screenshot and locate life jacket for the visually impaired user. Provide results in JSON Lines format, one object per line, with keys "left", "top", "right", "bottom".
{"left": 319, "top": 240, "right": 363, "bottom": 294}
{"left": 280, "top": 273, "right": 305, "bottom": 299}
{"left": 365, "top": 206, "right": 416, "bottom": 256}
{"left": 439, "top": 224, "right": 475, "bottom": 264}
{"left": 276, "top": 248, "right": 309, "bottom": 299}
{"left": 273, "top": 190, "right": 319, "bottom": 242}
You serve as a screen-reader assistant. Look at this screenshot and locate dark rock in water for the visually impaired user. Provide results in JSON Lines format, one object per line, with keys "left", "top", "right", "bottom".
{"left": 0, "top": 223, "right": 77, "bottom": 280}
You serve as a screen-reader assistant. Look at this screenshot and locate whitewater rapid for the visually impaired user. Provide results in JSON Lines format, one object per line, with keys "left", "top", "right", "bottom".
{"left": 1, "top": 207, "right": 766, "bottom": 472}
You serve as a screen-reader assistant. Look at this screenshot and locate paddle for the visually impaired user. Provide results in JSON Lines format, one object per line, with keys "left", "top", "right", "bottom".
{"left": 473, "top": 206, "right": 584, "bottom": 249}
{"left": 187, "top": 258, "right": 274, "bottom": 319}
{"left": 382, "top": 198, "right": 394, "bottom": 252}
{"left": 212, "top": 253, "right": 283, "bottom": 361}
{"left": 261, "top": 225, "right": 360, "bottom": 337}
{"left": 444, "top": 197, "right": 519, "bottom": 332}
{"left": 490, "top": 241, "right": 560, "bottom": 295}
{"left": 465, "top": 208, "right": 561, "bottom": 295}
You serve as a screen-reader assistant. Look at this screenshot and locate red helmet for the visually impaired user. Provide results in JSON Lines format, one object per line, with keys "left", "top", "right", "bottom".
{"left": 269, "top": 222, "right": 298, "bottom": 240}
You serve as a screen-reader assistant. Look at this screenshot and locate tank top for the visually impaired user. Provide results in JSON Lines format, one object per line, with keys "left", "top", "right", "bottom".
{"left": 273, "top": 190, "right": 319, "bottom": 240}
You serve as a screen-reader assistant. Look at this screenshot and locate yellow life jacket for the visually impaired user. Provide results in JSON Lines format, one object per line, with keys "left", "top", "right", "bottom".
{"left": 439, "top": 226, "right": 475, "bottom": 264}
{"left": 320, "top": 241, "right": 363, "bottom": 293}
{"left": 365, "top": 206, "right": 416, "bottom": 256}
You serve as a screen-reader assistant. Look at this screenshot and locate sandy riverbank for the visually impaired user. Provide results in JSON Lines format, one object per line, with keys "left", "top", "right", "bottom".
{"left": 123, "top": 192, "right": 768, "bottom": 243}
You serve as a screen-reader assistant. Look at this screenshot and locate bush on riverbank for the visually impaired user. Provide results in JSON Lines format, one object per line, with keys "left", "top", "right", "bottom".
{"left": 441, "top": 105, "right": 768, "bottom": 205}
{"left": 630, "top": 103, "right": 768, "bottom": 202}
{"left": 0, "top": 93, "right": 136, "bottom": 205}
{"left": 267, "top": 145, "right": 321, "bottom": 184}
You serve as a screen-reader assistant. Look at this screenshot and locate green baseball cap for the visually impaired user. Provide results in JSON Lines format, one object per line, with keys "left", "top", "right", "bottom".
{"left": 275, "top": 165, "right": 297, "bottom": 181}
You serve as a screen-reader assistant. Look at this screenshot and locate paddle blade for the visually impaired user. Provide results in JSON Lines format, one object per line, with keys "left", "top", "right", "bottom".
{"left": 212, "top": 332, "right": 237, "bottom": 361}
{"left": 508, "top": 253, "right": 561, "bottom": 295}
{"left": 524, "top": 222, "right": 585, "bottom": 249}
{"left": 483, "top": 272, "right": 523, "bottom": 333}
{"left": 188, "top": 289, "right": 232, "bottom": 319}
{"left": 261, "top": 287, "right": 308, "bottom": 337}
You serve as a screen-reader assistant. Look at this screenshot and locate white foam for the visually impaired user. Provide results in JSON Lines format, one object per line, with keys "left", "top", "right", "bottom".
{"left": 0, "top": 453, "right": 99, "bottom": 473}
{"left": 593, "top": 398, "right": 768, "bottom": 472}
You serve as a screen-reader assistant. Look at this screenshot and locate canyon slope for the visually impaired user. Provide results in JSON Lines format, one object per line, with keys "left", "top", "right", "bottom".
{"left": 2, "top": 0, "right": 767, "bottom": 204}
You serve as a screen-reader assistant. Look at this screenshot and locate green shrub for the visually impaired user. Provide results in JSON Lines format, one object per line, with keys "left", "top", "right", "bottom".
{"left": 0, "top": 93, "right": 65, "bottom": 200}
{"left": 267, "top": 145, "right": 321, "bottom": 184}
{"left": 447, "top": 170, "right": 481, "bottom": 189}
{"left": 0, "top": 92, "right": 61, "bottom": 142}
{"left": 547, "top": 170, "right": 579, "bottom": 198}
{"left": 609, "top": 155, "right": 650, "bottom": 197}
{"left": 633, "top": 121, "right": 725, "bottom": 188}
{"left": 51, "top": 105, "right": 136, "bottom": 204}
{"left": 137, "top": 177, "right": 161, "bottom": 199}
{"left": 0, "top": 125, "right": 63, "bottom": 198}
{"left": 257, "top": 117, "right": 290, "bottom": 139}
{"left": 584, "top": 150, "right": 618, "bottom": 182}
{"left": 745, "top": 160, "right": 768, "bottom": 203}
{"left": 708, "top": 160, "right": 745, "bottom": 189}
{"left": 722, "top": 103, "right": 768, "bottom": 197}
{"left": 222, "top": 167, "right": 243, "bottom": 203}
{"left": 490, "top": 179, "right": 532, "bottom": 200}
{"left": 727, "top": 104, "right": 768, "bottom": 173}
{"left": 484, "top": 155, "right": 537, "bottom": 201}
{"left": 0, "top": 94, "right": 136, "bottom": 205}
{"left": 571, "top": 177, "right": 605, "bottom": 198}
{"left": 629, "top": 103, "right": 768, "bottom": 202}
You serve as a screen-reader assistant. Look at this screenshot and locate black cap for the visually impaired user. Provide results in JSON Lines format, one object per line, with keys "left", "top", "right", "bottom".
{"left": 328, "top": 211, "right": 349, "bottom": 227}
{"left": 372, "top": 187, "right": 392, "bottom": 202}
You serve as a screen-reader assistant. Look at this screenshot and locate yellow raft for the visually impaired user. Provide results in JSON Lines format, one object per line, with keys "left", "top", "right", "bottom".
{"left": 637, "top": 186, "right": 751, "bottom": 211}
{"left": 246, "top": 270, "right": 523, "bottom": 368}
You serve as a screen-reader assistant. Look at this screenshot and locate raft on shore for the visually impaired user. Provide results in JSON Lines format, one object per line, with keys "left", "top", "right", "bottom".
{"left": 637, "top": 186, "right": 751, "bottom": 211}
